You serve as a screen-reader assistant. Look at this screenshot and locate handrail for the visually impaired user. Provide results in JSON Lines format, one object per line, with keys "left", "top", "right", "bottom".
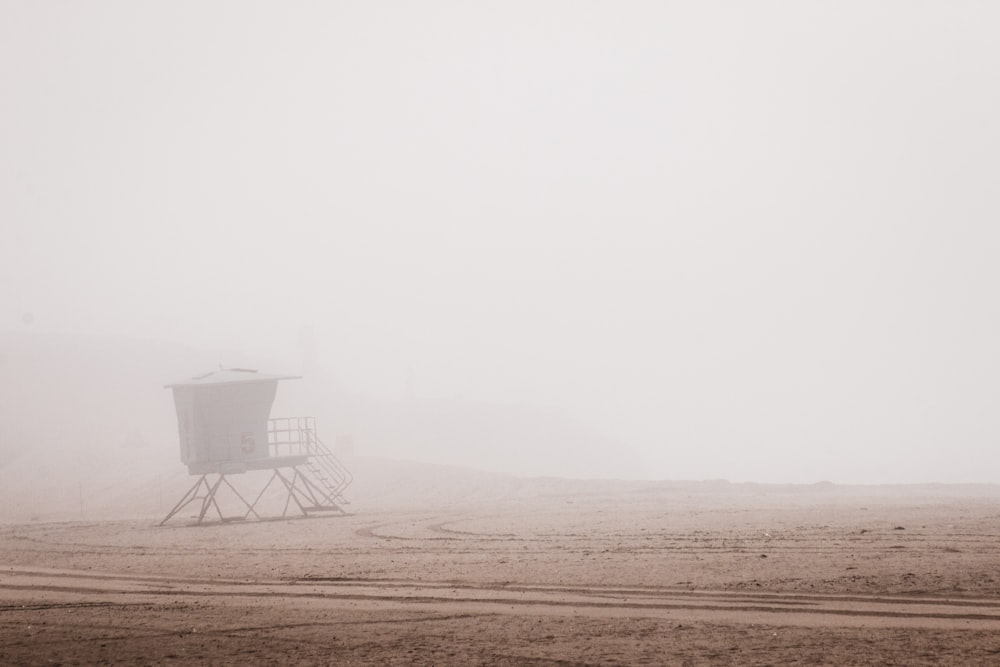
{"left": 267, "top": 417, "right": 352, "bottom": 505}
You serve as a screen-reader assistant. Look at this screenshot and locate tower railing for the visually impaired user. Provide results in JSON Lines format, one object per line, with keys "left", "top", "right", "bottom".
{"left": 267, "top": 416, "right": 353, "bottom": 506}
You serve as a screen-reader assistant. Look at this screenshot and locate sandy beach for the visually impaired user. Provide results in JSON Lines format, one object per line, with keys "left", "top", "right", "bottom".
{"left": 3, "top": 466, "right": 1000, "bottom": 665}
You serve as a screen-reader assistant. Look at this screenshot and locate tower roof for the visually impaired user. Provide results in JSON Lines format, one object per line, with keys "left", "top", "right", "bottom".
{"left": 164, "top": 368, "right": 301, "bottom": 388}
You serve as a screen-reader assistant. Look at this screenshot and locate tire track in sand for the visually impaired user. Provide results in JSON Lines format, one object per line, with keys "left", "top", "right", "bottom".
{"left": 4, "top": 567, "right": 1000, "bottom": 629}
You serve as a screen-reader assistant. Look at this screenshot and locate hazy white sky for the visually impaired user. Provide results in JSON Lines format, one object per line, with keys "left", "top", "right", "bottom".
{"left": 3, "top": 1, "right": 999, "bottom": 483}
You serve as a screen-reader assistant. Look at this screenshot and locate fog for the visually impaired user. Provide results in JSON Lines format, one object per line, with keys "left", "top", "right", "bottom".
{"left": 2, "top": 2, "right": 999, "bottom": 485}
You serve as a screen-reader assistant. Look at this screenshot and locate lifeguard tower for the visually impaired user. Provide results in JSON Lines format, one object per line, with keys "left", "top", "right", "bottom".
{"left": 160, "top": 368, "right": 352, "bottom": 525}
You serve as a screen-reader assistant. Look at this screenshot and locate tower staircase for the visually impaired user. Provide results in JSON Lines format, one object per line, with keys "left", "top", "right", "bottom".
{"left": 267, "top": 416, "right": 353, "bottom": 514}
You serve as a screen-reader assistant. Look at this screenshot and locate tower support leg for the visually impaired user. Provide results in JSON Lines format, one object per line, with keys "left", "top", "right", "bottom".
{"left": 159, "top": 463, "right": 349, "bottom": 525}
{"left": 274, "top": 468, "right": 308, "bottom": 518}
{"left": 198, "top": 474, "right": 226, "bottom": 523}
{"left": 159, "top": 475, "right": 210, "bottom": 526}
{"left": 160, "top": 473, "right": 261, "bottom": 525}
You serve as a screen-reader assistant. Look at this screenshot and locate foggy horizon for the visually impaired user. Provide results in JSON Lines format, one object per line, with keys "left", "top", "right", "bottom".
{"left": 3, "top": 2, "right": 999, "bottom": 485}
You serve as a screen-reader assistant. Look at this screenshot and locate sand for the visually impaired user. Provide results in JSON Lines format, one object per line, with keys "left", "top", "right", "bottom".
{"left": 3, "top": 464, "right": 1000, "bottom": 665}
